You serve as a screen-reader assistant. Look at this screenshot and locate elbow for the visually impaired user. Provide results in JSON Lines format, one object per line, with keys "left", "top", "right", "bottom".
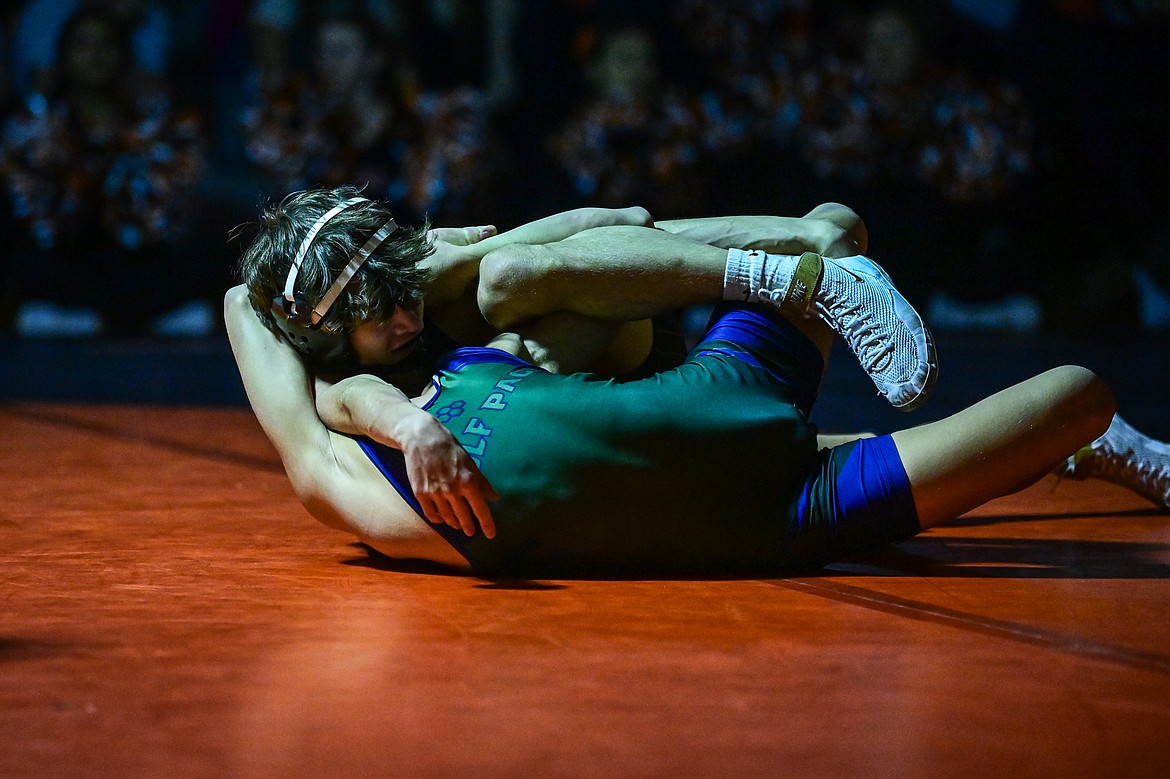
{"left": 223, "top": 284, "right": 248, "bottom": 325}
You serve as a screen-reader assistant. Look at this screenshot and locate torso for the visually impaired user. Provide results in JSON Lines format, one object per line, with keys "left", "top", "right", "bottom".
{"left": 360, "top": 343, "right": 817, "bottom": 577}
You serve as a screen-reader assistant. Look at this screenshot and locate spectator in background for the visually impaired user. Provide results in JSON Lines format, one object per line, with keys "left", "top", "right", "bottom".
{"left": 0, "top": 5, "right": 212, "bottom": 337}
{"left": 549, "top": 25, "right": 708, "bottom": 217}
{"left": 790, "top": 2, "right": 1039, "bottom": 331}
{"left": 398, "top": 0, "right": 518, "bottom": 109}
{"left": 667, "top": 0, "right": 816, "bottom": 216}
{"left": 249, "top": 0, "right": 403, "bottom": 90}
{"left": 11, "top": 0, "right": 170, "bottom": 99}
{"left": 242, "top": 6, "right": 501, "bottom": 226}
{"left": 660, "top": 1, "right": 1039, "bottom": 331}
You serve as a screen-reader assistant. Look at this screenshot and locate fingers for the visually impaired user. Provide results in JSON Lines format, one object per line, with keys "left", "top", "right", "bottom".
{"left": 449, "top": 495, "right": 477, "bottom": 537}
{"left": 466, "top": 490, "right": 497, "bottom": 540}
{"left": 429, "top": 225, "right": 497, "bottom": 246}
{"left": 417, "top": 486, "right": 499, "bottom": 539}
{"left": 417, "top": 495, "right": 451, "bottom": 530}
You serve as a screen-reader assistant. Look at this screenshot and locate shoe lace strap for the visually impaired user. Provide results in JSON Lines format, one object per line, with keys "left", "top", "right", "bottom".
{"left": 828, "top": 299, "right": 893, "bottom": 371}
{"left": 1094, "top": 447, "right": 1170, "bottom": 502}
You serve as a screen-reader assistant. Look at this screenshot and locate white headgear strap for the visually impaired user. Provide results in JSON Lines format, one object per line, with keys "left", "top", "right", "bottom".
{"left": 310, "top": 217, "right": 399, "bottom": 325}
{"left": 281, "top": 196, "right": 368, "bottom": 306}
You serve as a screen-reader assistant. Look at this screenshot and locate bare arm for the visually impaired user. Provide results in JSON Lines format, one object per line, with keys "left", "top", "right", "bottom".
{"left": 226, "top": 285, "right": 497, "bottom": 541}
{"left": 420, "top": 207, "right": 654, "bottom": 306}
{"left": 314, "top": 374, "right": 499, "bottom": 538}
{"left": 223, "top": 284, "right": 352, "bottom": 527}
{"left": 655, "top": 203, "right": 868, "bottom": 258}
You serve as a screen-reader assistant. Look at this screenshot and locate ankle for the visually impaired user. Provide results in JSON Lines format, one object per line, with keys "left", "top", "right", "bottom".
{"left": 723, "top": 249, "right": 824, "bottom": 318}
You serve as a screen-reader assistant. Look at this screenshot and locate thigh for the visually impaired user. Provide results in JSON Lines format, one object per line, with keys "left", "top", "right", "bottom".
{"left": 519, "top": 312, "right": 652, "bottom": 376}
{"left": 778, "top": 436, "right": 921, "bottom": 570}
{"left": 479, "top": 225, "right": 726, "bottom": 327}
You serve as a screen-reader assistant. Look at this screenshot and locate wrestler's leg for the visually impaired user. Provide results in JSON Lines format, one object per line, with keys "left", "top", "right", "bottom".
{"left": 477, "top": 203, "right": 866, "bottom": 329}
{"left": 478, "top": 226, "right": 729, "bottom": 327}
{"left": 655, "top": 203, "right": 867, "bottom": 257}
{"left": 801, "top": 202, "right": 869, "bottom": 255}
{"left": 511, "top": 311, "right": 651, "bottom": 375}
{"left": 478, "top": 217, "right": 934, "bottom": 409}
{"left": 479, "top": 225, "right": 833, "bottom": 361}
{"left": 893, "top": 366, "right": 1115, "bottom": 529}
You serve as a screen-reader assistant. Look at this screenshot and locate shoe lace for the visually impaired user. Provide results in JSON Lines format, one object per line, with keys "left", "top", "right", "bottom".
{"left": 822, "top": 296, "right": 895, "bottom": 373}
{"left": 1092, "top": 445, "right": 1170, "bottom": 505}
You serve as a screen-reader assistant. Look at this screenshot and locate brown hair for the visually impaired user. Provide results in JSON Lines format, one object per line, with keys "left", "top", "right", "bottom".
{"left": 237, "top": 186, "right": 432, "bottom": 336}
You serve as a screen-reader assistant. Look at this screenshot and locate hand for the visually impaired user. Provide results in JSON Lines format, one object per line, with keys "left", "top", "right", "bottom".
{"left": 422, "top": 224, "right": 498, "bottom": 304}
{"left": 428, "top": 224, "right": 498, "bottom": 247}
{"left": 399, "top": 414, "right": 500, "bottom": 539}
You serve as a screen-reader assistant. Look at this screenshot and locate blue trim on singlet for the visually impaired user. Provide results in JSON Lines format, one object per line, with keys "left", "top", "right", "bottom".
{"left": 791, "top": 434, "right": 919, "bottom": 554}
{"left": 438, "top": 346, "right": 536, "bottom": 373}
{"left": 356, "top": 438, "right": 478, "bottom": 568}
{"left": 416, "top": 347, "right": 543, "bottom": 412}
{"left": 833, "top": 435, "right": 915, "bottom": 526}
{"left": 692, "top": 304, "right": 825, "bottom": 417}
{"left": 358, "top": 345, "right": 537, "bottom": 571}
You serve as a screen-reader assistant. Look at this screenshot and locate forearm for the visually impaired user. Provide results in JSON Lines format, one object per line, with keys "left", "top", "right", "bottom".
{"left": 654, "top": 215, "right": 833, "bottom": 253}
{"left": 316, "top": 373, "right": 499, "bottom": 538}
{"left": 472, "top": 206, "right": 652, "bottom": 257}
{"left": 315, "top": 375, "right": 432, "bottom": 450}
{"left": 656, "top": 204, "right": 866, "bottom": 258}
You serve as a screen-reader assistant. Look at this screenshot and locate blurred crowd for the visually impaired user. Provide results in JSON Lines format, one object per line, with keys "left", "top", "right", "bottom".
{"left": 0, "top": 0, "right": 1167, "bottom": 338}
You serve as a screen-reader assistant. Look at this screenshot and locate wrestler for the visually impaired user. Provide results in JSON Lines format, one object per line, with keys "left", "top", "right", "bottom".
{"left": 232, "top": 186, "right": 939, "bottom": 529}
{"left": 235, "top": 186, "right": 935, "bottom": 410}
{"left": 225, "top": 285, "right": 1169, "bottom": 577}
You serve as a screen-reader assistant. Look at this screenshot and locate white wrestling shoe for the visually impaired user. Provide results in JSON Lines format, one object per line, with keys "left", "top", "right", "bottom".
{"left": 758, "top": 252, "right": 938, "bottom": 411}
{"left": 1056, "top": 414, "right": 1170, "bottom": 509}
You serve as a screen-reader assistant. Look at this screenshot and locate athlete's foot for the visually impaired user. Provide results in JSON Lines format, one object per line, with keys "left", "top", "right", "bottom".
{"left": 758, "top": 252, "right": 937, "bottom": 411}
{"left": 1056, "top": 414, "right": 1170, "bottom": 509}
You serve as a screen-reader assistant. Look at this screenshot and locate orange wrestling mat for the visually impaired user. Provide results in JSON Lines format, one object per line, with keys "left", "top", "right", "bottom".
{"left": 3, "top": 403, "right": 1169, "bottom": 778}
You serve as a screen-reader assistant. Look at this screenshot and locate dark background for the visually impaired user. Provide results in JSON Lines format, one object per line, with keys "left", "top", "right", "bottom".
{"left": 0, "top": 0, "right": 1167, "bottom": 436}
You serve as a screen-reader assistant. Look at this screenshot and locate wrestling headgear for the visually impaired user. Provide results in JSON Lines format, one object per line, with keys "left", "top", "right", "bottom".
{"left": 269, "top": 196, "right": 399, "bottom": 371}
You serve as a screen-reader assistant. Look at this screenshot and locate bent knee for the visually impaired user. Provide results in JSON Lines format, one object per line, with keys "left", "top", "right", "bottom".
{"left": 618, "top": 205, "right": 654, "bottom": 227}
{"left": 1047, "top": 365, "right": 1116, "bottom": 436}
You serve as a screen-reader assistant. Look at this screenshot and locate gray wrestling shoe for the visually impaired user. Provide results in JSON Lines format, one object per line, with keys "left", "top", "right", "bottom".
{"left": 759, "top": 252, "right": 938, "bottom": 411}
{"left": 1056, "top": 414, "right": 1170, "bottom": 509}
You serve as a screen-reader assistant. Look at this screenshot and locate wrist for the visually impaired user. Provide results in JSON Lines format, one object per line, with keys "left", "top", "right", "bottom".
{"left": 422, "top": 245, "right": 480, "bottom": 303}
{"left": 386, "top": 405, "right": 444, "bottom": 451}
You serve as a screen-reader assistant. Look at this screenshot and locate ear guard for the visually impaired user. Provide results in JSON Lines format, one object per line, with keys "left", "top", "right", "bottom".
{"left": 268, "top": 292, "right": 361, "bottom": 371}
{"left": 269, "top": 197, "right": 399, "bottom": 371}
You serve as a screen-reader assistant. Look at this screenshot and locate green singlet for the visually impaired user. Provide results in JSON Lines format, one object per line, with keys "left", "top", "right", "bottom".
{"left": 360, "top": 324, "right": 823, "bottom": 577}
